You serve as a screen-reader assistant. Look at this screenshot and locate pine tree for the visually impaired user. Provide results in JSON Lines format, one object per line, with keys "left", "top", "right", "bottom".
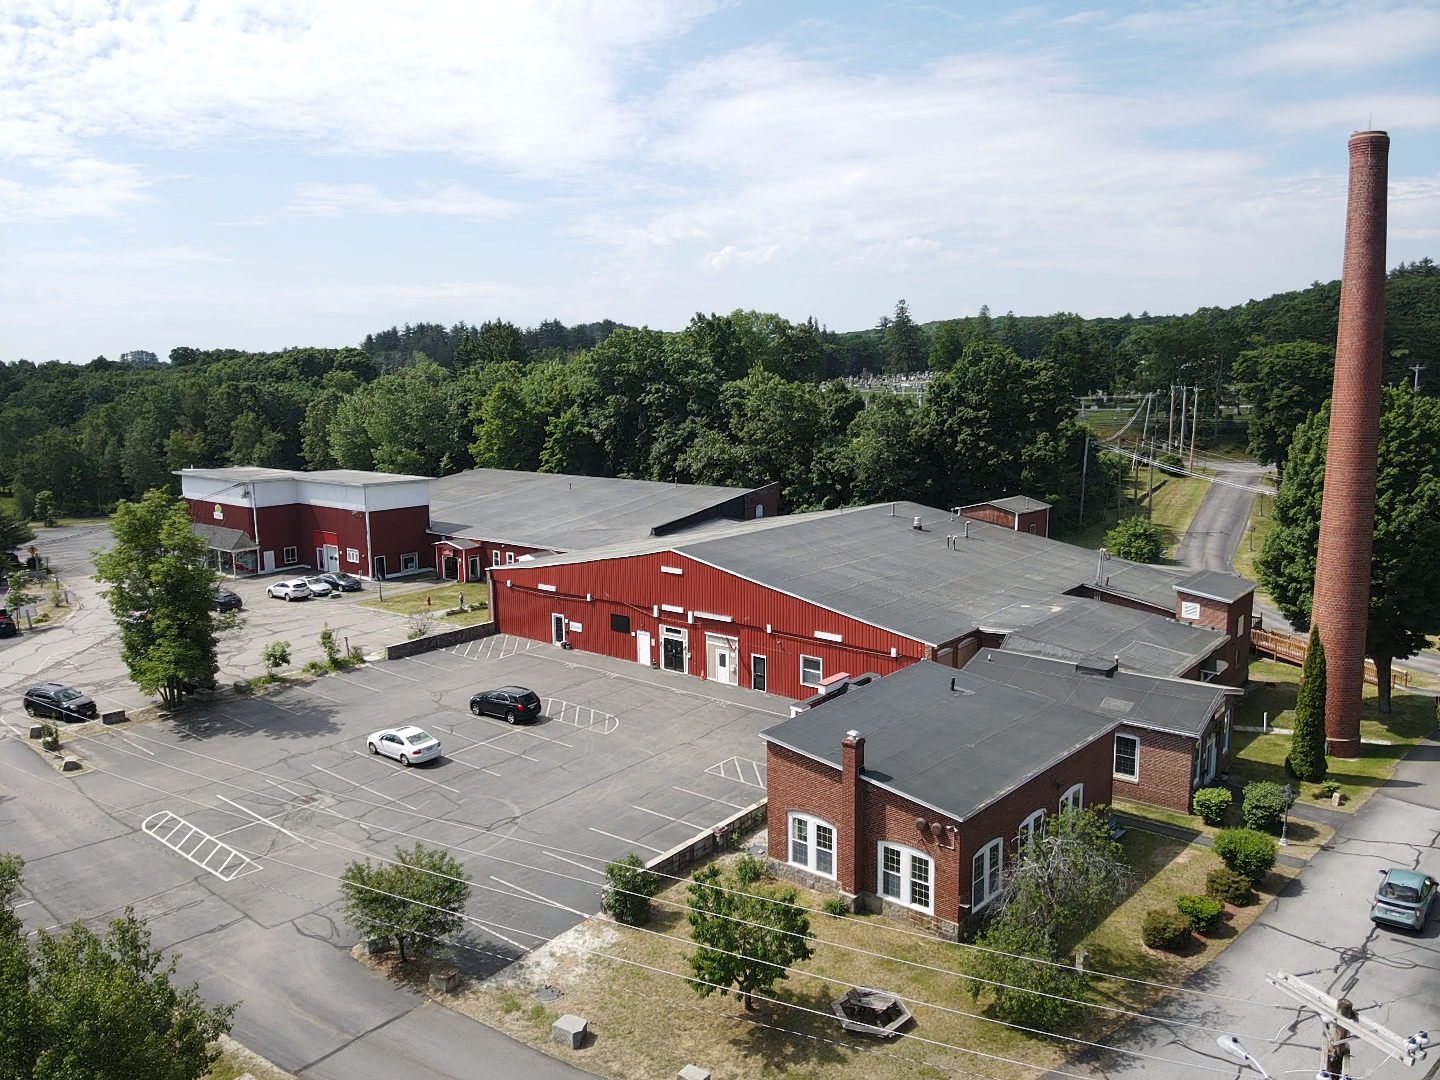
{"left": 1287, "top": 624, "right": 1328, "bottom": 781}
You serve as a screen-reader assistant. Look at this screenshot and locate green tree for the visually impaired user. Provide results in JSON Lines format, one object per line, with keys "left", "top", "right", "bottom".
{"left": 454, "top": 320, "right": 530, "bottom": 369}
{"left": 990, "top": 807, "right": 1134, "bottom": 937}
{"left": 32, "top": 491, "right": 57, "bottom": 527}
{"left": 1257, "top": 389, "right": 1440, "bottom": 711}
{"left": 93, "top": 490, "right": 222, "bottom": 705}
{"left": 0, "top": 854, "right": 235, "bottom": 1080}
{"left": 601, "top": 853, "right": 661, "bottom": 926}
{"left": 882, "top": 300, "right": 927, "bottom": 374}
{"left": 339, "top": 843, "right": 471, "bottom": 963}
{"left": 965, "top": 918, "right": 1088, "bottom": 1030}
{"left": 1287, "top": 625, "right": 1328, "bottom": 780}
{"left": 686, "top": 862, "right": 814, "bottom": 1011}
{"left": 0, "top": 504, "right": 36, "bottom": 561}
{"left": 1233, "top": 341, "right": 1334, "bottom": 472}
{"left": 1104, "top": 517, "right": 1165, "bottom": 563}
{"left": 329, "top": 360, "right": 469, "bottom": 475}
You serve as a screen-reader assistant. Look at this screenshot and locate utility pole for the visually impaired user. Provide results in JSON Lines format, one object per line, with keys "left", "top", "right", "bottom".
{"left": 1178, "top": 385, "right": 1188, "bottom": 460}
{"left": 1266, "top": 971, "right": 1431, "bottom": 1078}
{"left": 1147, "top": 446, "right": 1155, "bottom": 521}
{"left": 1189, "top": 385, "right": 1201, "bottom": 470}
{"left": 1078, "top": 433, "right": 1089, "bottom": 525}
{"left": 1168, "top": 384, "right": 1176, "bottom": 450}
{"left": 1411, "top": 363, "right": 1426, "bottom": 391}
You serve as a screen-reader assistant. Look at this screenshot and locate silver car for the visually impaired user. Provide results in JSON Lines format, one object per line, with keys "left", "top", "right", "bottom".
{"left": 367, "top": 726, "right": 441, "bottom": 766}
{"left": 1372, "top": 868, "right": 1437, "bottom": 931}
{"left": 304, "top": 575, "right": 335, "bottom": 597}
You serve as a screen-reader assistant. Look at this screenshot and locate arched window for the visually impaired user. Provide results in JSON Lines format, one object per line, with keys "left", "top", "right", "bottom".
{"left": 1017, "top": 809, "right": 1045, "bottom": 850}
{"left": 1059, "top": 783, "right": 1084, "bottom": 814}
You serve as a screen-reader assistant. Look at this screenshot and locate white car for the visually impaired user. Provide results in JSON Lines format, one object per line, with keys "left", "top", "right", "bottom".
{"left": 367, "top": 726, "right": 441, "bottom": 766}
{"left": 266, "top": 578, "right": 312, "bottom": 601}
{"left": 304, "top": 575, "right": 335, "bottom": 597}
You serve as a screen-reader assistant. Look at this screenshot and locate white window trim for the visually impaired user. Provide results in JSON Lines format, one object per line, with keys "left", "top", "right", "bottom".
{"left": 800, "top": 654, "right": 824, "bottom": 689}
{"left": 399, "top": 552, "right": 418, "bottom": 571}
{"left": 878, "top": 841, "right": 934, "bottom": 915}
{"left": 971, "top": 837, "right": 1003, "bottom": 910}
{"left": 1113, "top": 733, "right": 1140, "bottom": 781}
{"left": 1059, "top": 783, "right": 1084, "bottom": 814}
{"left": 1017, "top": 809, "right": 1045, "bottom": 849}
{"left": 492, "top": 550, "right": 501, "bottom": 567}
{"left": 506, "top": 551, "right": 516, "bottom": 564}
{"left": 282, "top": 546, "right": 298, "bottom": 565}
{"left": 787, "top": 812, "right": 837, "bottom": 880}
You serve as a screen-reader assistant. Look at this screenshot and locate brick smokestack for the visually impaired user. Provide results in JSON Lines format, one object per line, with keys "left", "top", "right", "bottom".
{"left": 1312, "top": 130, "right": 1389, "bottom": 758}
{"left": 838, "top": 730, "right": 864, "bottom": 893}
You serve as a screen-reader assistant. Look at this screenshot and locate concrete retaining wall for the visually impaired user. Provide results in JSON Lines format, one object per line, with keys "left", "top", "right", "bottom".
{"left": 385, "top": 621, "right": 497, "bottom": 660}
{"left": 645, "top": 798, "right": 768, "bottom": 878}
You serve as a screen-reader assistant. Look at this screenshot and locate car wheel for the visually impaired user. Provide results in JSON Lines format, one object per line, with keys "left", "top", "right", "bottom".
{"left": 368, "top": 742, "right": 378, "bottom": 755}
{"left": 470, "top": 702, "right": 481, "bottom": 716}
{"left": 400, "top": 754, "right": 411, "bottom": 767}
{"left": 506, "top": 710, "right": 518, "bottom": 724}
{"left": 24, "top": 703, "right": 35, "bottom": 716}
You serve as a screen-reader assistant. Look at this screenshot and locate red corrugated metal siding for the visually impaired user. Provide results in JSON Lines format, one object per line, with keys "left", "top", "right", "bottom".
{"left": 367, "top": 505, "right": 433, "bottom": 573}
{"left": 187, "top": 498, "right": 258, "bottom": 539}
{"left": 493, "top": 550, "right": 926, "bottom": 700}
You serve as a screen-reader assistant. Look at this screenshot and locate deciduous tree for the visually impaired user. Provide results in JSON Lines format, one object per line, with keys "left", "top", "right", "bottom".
{"left": 686, "top": 862, "right": 814, "bottom": 1011}
{"left": 1233, "top": 341, "right": 1334, "bottom": 472}
{"left": 340, "top": 843, "right": 471, "bottom": 963}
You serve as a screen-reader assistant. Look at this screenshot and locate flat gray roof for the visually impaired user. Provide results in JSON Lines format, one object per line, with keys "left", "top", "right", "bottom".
{"left": 176, "top": 467, "right": 428, "bottom": 485}
{"left": 997, "top": 601, "right": 1226, "bottom": 678}
{"left": 426, "top": 469, "right": 763, "bottom": 551}
{"left": 967, "top": 650, "right": 1227, "bottom": 737}
{"left": 760, "top": 660, "right": 1117, "bottom": 822}
{"left": 968, "top": 495, "right": 1052, "bottom": 514}
{"left": 1175, "top": 569, "right": 1255, "bottom": 604}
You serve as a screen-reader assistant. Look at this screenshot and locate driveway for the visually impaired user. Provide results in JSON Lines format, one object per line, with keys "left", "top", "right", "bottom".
{"left": 1050, "top": 735, "right": 1440, "bottom": 1080}
{"left": 0, "top": 639, "right": 787, "bottom": 1077}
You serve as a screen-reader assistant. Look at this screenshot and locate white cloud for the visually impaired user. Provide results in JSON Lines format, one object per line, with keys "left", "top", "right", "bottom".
{"left": 0, "top": 157, "right": 148, "bottom": 221}
{"left": 289, "top": 183, "right": 517, "bottom": 221}
{"left": 1242, "top": 4, "right": 1440, "bottom": 73}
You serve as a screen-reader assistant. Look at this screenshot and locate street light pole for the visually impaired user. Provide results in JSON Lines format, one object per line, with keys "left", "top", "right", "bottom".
{"left": 1279, "top": 783, "right": 1294, "bottom": 847}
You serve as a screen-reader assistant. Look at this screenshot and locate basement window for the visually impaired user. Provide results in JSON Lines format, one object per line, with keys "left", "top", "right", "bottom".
{"left": 800, "top": 655, "right": 823, "bottom": 688}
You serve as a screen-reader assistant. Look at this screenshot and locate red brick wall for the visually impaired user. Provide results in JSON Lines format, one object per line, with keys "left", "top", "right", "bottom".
{"left": 1313, "top": 131, "right": 1389, "bottom": 758}
{"left": 767, "top": 727, "right": 1115, "bottom": 933}
{"left": 1176, "top": 589, "right": 1254, "bottom": 686}
{"left": 1113, "top": 725, "right": 1197, "bottom": 812}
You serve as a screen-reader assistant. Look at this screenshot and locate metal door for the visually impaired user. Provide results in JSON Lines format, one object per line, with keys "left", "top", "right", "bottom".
{"left": 661, "top": 627, "right": 686, "bottom": 672}
{"left": 262, "top": 550, "right": 276, "bottom": 573}
{"left": 443, "top": 556, "right": 457, "bottom": 580}
{"left": 552, "top": 613, "right": 567, "bottom": 645}
{"left": 752, "top": 655, "right": 767, "bottom": 692}
{"left": 373, "top": 555, "right": 386, "bottom": 580}
{"left": 636, "top": 630, "right": 652, "bottom": 666}
{"left": 324, "top": 544, "right": 340, "bottom": 572}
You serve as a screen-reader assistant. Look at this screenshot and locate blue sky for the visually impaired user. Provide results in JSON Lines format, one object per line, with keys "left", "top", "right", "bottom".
{"left": 2, "top": 1, "right": 1437, "bottom": 363}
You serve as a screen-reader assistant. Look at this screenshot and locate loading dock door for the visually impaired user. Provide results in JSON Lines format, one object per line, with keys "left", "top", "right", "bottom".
{"left": 636, "top": 630, "right": 652, "bottom": 666}
{"left": 661, "top": 627, "right": 687, "bottom": 673}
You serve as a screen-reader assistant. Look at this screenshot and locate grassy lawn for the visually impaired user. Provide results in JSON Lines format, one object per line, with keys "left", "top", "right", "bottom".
{"left": 1231, "top": 491, "right": 1275, "bottom": 584}
{"left": 1057, "top": 473, "right": 1210, "bottom": 559}
{"left": 1232, "top": 660, "right": 1438, "bottom": 809}
{"left": 359, "top": 582, "right": 490, "bottom": 626}
{"left": 390, "top": 837, "right": 1287, "bottom": 1080}
{"left": 1111, "top": 797, "right": 1332, "bottom": 860}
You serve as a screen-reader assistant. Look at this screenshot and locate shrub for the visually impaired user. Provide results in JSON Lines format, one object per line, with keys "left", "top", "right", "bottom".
{"left": 40, "top": 722, "right": 60, "bottom": 752}
{"left": 1241, "top": 781, "right": 1288, "bottom": 832}
{"left": 302, "top": 659, "right": 328, "bottom": 676}
{"left": 1213, "top": 828, "right": 1277, "bottom": 882}
{"left": 1205, "top": 868, "right": 1253, "bottom": 906}
{"left": 319, "top": 625, "right": 342, "bottom": 668}
{"left": 1104, "top": 517, "right": 1165, "bottom": 563}
{"left": 1315, "top": 780, "right": 1341, "bottom": 799}
{"left": 346, "top": 644, "right": 365, "bottom": 666}
{"left": 734, "top": 853, "right": 767, "bottom": 886}
{"left": 1191, "top": 786, "right": 1233, "bottom": 826}
{"left": 601, "top": 853, "right": 661, "bottom": 926}
{"left": 261, "top": 639, "right": 291, "bottom": 672}
{"left": 1176, "top": 894, "right": 1224, "bottom": 934}
{"left": 821, "top": 896, "right": 848, "bottom": 917}
{"left": 1142, "top": 908, "right": 1191, "bottom": 951}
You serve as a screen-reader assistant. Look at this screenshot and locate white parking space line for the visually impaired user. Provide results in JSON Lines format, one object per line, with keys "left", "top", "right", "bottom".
{"left": 366, "top": 664, "right": 419, "bottom": 682}
{"left": 543, "top": 698, "right": 618, "bottom": 736}
{"left": 632, "top": 805, "right": 708, "bottom": 831}
{"left": 115, "top": 733, "right": 156, "bottom": 756}
{"left": 466, "top": 715, "right": 573, "bottom": 748}
{"left": 216, "top": 794, "right": 315, "bottom": 848}
{"left": 541, "top": 851, "right": 605, "bottom": 876}
{"left": 311, "top": 764, "right": 419, "bottom": 811}
{"left": 213, "top": 710, "right": 255, "bottom": 729}
{"left": 442, "top": 728, "right": 542, "bottom": 763}
{"left": 349, "top": 751, "right": 460, "bottom": 793}
{"left": 704, "top": 756, "right": 766, "bottom": 788}
{"left": 293, "top": 683, "right": 343, "bottom": 704}
{"left": 673, "top": 786, "right": 748, "bottom": 811}
{"left": 490, "top": 876, "right": 572, "bottom": 912}
{"left": 398, "top": 656, "right": 448, "bottom": 671}
{"left": 588, "top": 827, "right": 662, "bottom": 853}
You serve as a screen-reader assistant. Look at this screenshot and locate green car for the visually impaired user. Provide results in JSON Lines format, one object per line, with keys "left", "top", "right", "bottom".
{"left": 1371, "top": 868, "right": 1437, "bottom": 931}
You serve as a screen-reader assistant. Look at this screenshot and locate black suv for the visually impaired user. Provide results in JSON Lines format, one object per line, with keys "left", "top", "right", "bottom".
{"left": 469, "top": 686, "right": 542, "bottom": 724}
{"left": 212, "top": 587, "right": 243, "bottom": 612}
{"left": 23, "top": 682, "right": 98, "bottom": 722}
{"left": 0, "top": 610, "right": 17, "bottom": 638}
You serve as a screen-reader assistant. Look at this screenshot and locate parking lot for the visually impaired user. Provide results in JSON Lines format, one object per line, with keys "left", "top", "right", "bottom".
{"left": 0, "top": 633, "right": 786, "bottom": 1074}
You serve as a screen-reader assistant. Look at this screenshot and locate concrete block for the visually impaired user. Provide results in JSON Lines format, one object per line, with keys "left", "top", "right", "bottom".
{"left": 428, "top": 965, "right": 460, "bottom": 993}
{"left": 100, "top": 710, "right": 127, "bottom": 726}
{"left": 29, "top": 725, "right": 42, "bottom": 740}
{"left": 364, "top": 937, "right": 392, "bottom": 956}
{"left": 679, "top": 1067, "right": 712, "bottom": 1080}
{"left": 551, "top": 1013, "right": 587, "bottom": 1049}
{"left": 61, "top": 757, "right": 82, "bottom": 772}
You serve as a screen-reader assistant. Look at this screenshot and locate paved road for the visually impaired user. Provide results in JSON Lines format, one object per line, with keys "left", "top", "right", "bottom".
{"left": 1174, "top": 462, "right": 1271, "bottom": 574}
{"left": 1052, "top": 734, "right": 1440, "bottom": 1080}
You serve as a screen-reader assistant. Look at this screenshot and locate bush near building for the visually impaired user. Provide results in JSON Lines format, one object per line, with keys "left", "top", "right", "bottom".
{"left": 1205, "top": 868, "right": 1254, "bottom": 906}
{"left": 1191, "top": 786, "right": 1232, "bottom": 825}
{"left": 1212, "top": 828, "right": 1277, "bottom": 882}
{"left": 1241, "top": 781, "right": 1288, "bottom": 832}
{"left": 1175, "top": 895, "right": 1224, "bottom": 934}
{"left": 601, "top": 854, "right": 661, "bottom": 927}
{"left": 1141, "top": 908, "right": 1191, "bottom": 951}
{"left": 1104, "top": 517, "right": 1165, "bottom": 563}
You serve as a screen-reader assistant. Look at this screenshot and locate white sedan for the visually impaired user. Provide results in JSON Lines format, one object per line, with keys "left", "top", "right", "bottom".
{"left": 367, "top": 726, "right": 441, "bottom": 766}
{"left": 266, "top": 578, "right": 312, "bottom": 601}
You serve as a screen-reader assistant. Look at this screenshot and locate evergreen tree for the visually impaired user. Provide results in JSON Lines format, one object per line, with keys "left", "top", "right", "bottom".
{"left": 1287, "top": 624, "right": 1328, "bottom": 780}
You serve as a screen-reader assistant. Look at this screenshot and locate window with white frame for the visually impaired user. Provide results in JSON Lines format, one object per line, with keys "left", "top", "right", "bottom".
{"left": 346, "top": 547, "right": 360, "bottom": 564}
{"left": 283, "top": 546, "right": 297, "bottom": 565}
{"left": 399, "top": 552, "right": 418, "bottom": 572}
{"left": 1059, "top": 783, "right": 1084, "bottom": 814}
{"left": 1222, "top": 711, "right": 1231, "bottom": 754}
{"left": 1017, "top": 809, "right": 1045, "bottom": 850}
{"left": 879, "top": 843, "right": 933, "bottom": 914}
{"left": 788, "top": 813, "right": 836, "bottom": 879}
{"left": 1113, "top": 734, "right": 1140, "bottom": 780}
{"left": 506, "top": 551, "right": 516, "bottom": 564}
{"left": 800, "top": 654, "right": 823, "bottom": 688}
{"left": 971, "top": 837, "right": 1003, "bottom": 909}
{"left": 492, "top": 550, "right": 501, "bottom": 567}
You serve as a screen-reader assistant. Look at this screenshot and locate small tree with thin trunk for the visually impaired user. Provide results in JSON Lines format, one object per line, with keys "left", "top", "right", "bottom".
{"left": 340, "top": 843, "right": 470, "bottom": 963}
{"left": 686, "top": 862, "right": 813, "bottom": 1011}
{"left": 1286, "top": 625, "right": 1328, "bottom": 780}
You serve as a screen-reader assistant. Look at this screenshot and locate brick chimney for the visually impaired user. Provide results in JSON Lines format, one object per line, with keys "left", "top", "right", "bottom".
{"left": 838, "top": 730, "right": 865, "bottom": 893}
{"left": 1312, "top": 130, "right": 1389, "bottom": 758}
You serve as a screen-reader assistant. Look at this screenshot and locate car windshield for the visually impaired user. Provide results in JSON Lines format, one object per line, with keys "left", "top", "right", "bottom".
{"left": 56, "top": 688, "right": 83, "bottom": 701}
{"left": 1381, "top": 881, "right": 1420, "bottom": 903}
{"left": 406, "top": 731, "right": 435, "bottom": 745}
{"left": 307, "top": 577, "right": 326, "bottom": 585}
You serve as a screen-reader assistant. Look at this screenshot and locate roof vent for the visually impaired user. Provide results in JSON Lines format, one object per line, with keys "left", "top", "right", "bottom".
{"left": 912, "top": 516, "right": 923, "bottom": 530}
{"left": 1074, "top": 656, "right": 1120, "bottom": 678}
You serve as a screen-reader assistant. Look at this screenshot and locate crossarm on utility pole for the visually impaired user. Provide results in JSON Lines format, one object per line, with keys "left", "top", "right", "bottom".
{"left": 1267, "top": 971, "right": 1428, "bottom": 1069}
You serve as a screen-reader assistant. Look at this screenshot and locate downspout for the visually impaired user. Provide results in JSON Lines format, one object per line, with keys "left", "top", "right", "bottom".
{"left": 364, "top": 489, "right": 376, "bottom": 579}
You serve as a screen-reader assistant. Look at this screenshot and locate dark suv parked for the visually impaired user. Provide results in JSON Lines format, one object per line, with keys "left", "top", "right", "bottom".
{"left": 0, "top": 610, "right": 17, "bottom": 638}
{"left": 23, "top": 682, "right": 98, "bottom": 722}
{"left": 211, "top": 586, "right": 243, "bottom": 612}
{"left": 469, "top": 686, "right": 542, "bottom": 724}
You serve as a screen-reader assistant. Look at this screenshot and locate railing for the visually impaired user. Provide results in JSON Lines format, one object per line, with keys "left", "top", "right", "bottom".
{"left": 1251, "top": 628, "right": 1410, "bottom": 690}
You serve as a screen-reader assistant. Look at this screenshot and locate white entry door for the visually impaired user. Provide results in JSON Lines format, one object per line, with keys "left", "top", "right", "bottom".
{"left": 636, "top": 630, "right": 652, "bottom": 666}
{"left": 324, "top": 544, "right": 340, "bottom": 572}
{"left": 706, "top": 634, "right": 738, "bottom": 685}
{"left": 262, "top": 550, "right": 276, "bottom": 573}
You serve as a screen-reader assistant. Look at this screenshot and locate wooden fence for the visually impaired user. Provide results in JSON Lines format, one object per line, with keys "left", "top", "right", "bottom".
{"left": 1251, "top": 627, "right": 1410, "bottom": 690}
